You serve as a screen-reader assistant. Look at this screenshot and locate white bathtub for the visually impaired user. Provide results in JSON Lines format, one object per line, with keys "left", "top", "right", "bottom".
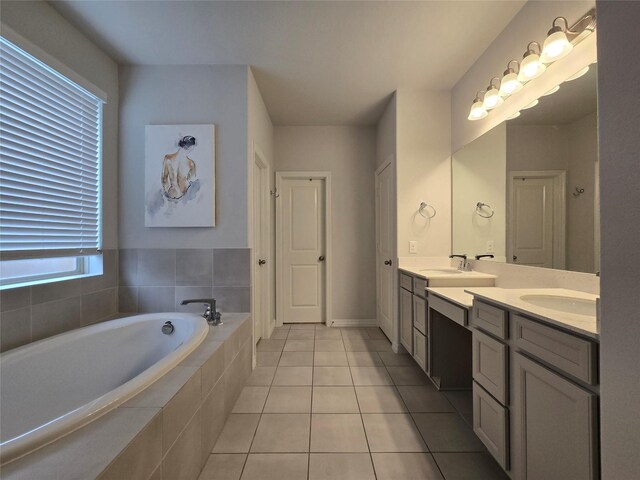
{"left": 0, "top": 313, "right": 208, "bottom": 465}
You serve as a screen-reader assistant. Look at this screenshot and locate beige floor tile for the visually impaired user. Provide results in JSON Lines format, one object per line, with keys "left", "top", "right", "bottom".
{"left": 314, "top": 339, "right": 345, "bottom": 352}
{"left": 289, "top": 323, "right": 317, "bottom": 329}
{"left": 312, "top": 386, "right": 360, "bottom": 413}
{"left": 270, "top": 329, "right": 288, "bottom": 339}
{"left": 362, "top": 414, "right": 427, "bottom": 452}
{"left": 198, "top": 454, "right": 247, "bottom": 480}
{"left": 355, "top": 386, "right": 407, "bottom": 413}
{"left": 350, "top": 366, "right": 393, "bottom": 386}
{"left": 364, "top": 328, "right": 388, "bottom": 340}
{"left": 213, "top": 414, "right": 261, "bottom": 453}
{"left": 346, "top": 351, "right": 383, "bottom": 366}
{"left": 279, "top": 351, "right": 314, "bottom": 366}
{"left": 240, "top": 454, "right": 308, "bottom": 480}
{"left": 313, "top": 366, "right": 353, "bottom": 386}
{"left": 310, "top": 414, "right": 369, "bottom": 452}
{"left": 284, "top": 339, "right": 315, "bottom": 352}
{"left": 387, "top": 365, "right": 429, "bottom": 385}
{"left": 309, "top": 453, "right": 376, "bottom": 480}
{"left": 273, "top": 366, "right": 313, "bottom": 386}
{"left": 288, "top": 329, "right": 316, "bottom": 339}
{"left": 397, "top": 386, "right": 455, "bottom": 413}
{"left": 256, "top": 339, "right": 285, "bottom": 352}
{"left": 256, "top": 352, "right": 281, "bottom": 367}
{"left": 314, "top": 351, "right": 349, "bottom": 366}
{"left": 378, "top": 352, "right": 415, "bottom": 367}
{"left": 432, "top": 452, "right": 509, "bottom": 479}
{"left": 413, "top": 413, "right": 485, "bottom": 452}
{"left": 369, "top": 339, "right": 393, "bottom": 352}
{"left": 251, "top": 414, "right": 311, "bottom": 453}
{"left": 245, "top": 367, "right": 276, "bottom": 386}
{"left": 263, "top": 386, "right": 312, "bottom": 413}
{"left": 343, "top": 338, "right": 375, "bottom": 352}
{"left": 443, "top": 391, "right": 473, "bottom": 415}
{"left": 314, "top": 329, "right": 343, "bottom": 340}
{"left": 232, "top": 386, "right": 270, "bottom": 413}
{"left": 340, "top": 328, "right": 368, "bottom": 339}
{"left": 372, "top": 453, "right": 444, "bottom": 480}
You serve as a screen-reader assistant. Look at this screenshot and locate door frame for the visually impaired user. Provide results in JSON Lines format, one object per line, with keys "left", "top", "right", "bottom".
{"left": 251, "top": 144, "right": 270, "bottom": 343}
{"left": 507, "top": 170, "right": 566, "bottom": 269}
{"left": 374, "top": 156, "right": 399, "bottom": 351}
{"left": 275, "top": 171, "right": 332, "bottom": 326}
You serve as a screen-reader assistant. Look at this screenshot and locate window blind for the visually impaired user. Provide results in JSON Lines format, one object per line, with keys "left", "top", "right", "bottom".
{"left": 0, "top": 36, "right": 103, "bottom": 260}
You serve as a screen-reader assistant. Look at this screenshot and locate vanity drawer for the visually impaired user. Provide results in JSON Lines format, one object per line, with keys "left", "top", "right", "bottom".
{"left": 413, "top": 277, "right": 428, "bottom": 297}
{"left": 473, "top": 381, "right": 509, "bottom": 471}
{"left": 400, "top": 272, "right": 413, "bottom": 292}
{"left": 472, "top": 300, "right": 508, "bottom": 340}
{"left": 473, "top": 329, "right": 508, "bottom": 404}
{"left": 430, "top": 295, "right": 467, "bottom": 327}
{"left": 513, "top": 314, "right": 597, "bottom": 385}
{"left": 413, "top": 295, "right": 427, "bottom": 335}
{"left": 413, "top": 328, "right": 427, "bottom": 372}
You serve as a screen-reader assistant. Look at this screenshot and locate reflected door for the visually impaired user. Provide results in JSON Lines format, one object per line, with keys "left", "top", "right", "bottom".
{"left": 280, "top": 178, "right": 325, "bottom": 323}
{"left": 376, "top": 163, "right": 393, "bottom": 340}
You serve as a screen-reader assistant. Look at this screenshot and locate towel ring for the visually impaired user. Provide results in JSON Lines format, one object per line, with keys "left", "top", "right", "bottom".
{"left": 475, "top": 202, "right": 494, "bottom": 218}
{"left": 419, "top": 202, "right": 436, "bottom": 219}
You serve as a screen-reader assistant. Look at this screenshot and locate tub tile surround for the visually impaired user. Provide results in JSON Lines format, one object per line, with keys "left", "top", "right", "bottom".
{"left": 118, "top": 248, "right": 251, "bottom": 315}
{"left": 1, "top": 313, "right": 252, "bottom": 480}
{"left": 0, "top": 249, "right": 119, "bottom": 353}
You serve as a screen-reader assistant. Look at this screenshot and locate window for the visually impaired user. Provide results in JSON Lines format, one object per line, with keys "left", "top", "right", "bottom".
{"left": 0, "top": 35, "right": 104, "bottom": 287}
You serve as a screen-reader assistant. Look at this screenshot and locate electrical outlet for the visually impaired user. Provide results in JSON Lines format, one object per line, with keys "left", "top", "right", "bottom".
{"left": 486, "top": 240, "right": 495, "bottom": 253}
{"left": 409, "top": 241, "right": 418, "bottom": 254}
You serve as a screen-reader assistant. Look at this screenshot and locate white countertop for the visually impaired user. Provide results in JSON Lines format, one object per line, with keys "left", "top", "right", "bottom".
{"left": 426, "top": 287, "right": 474, "bottom": 309}
{"left": 465, "top": 287, "right": 599, "bottom": 340}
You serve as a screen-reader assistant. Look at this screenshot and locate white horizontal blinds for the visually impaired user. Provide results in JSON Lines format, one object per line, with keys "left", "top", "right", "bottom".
{"left": 0, "top": 36, "right": 103, "bottom": 260}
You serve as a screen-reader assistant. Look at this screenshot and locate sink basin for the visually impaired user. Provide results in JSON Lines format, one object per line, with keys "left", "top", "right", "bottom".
{"left": 520, "top": 295, "right": 596, "bottom": 316}
{"left": 419, "top": 268, "right": 462, "bottom": 275}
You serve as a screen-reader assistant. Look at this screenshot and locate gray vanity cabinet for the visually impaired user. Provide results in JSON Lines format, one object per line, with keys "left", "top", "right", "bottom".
{"left": 399, "top": 276, "right": 413, "bottom": 354}
{"left": 512, "top": 353, "right": 598, "bottom": 480}
{"left": 413, "top": 289, "right": 428, "bottom": 372}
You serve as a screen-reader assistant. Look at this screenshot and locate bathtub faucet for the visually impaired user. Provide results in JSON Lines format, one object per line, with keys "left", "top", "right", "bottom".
{"left": 180, "top": 298, "right": 223, "bottom": 326}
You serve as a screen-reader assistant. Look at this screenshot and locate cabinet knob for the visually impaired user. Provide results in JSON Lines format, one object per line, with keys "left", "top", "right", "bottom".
{"left": 258, "top": 259, "right": 266, "bottom": 266}
{"left": 318, "top": 256, "right": 325, "bottom": 262}
{"left": 384, "top": 260, "right": 392, "bottom": 266}
{"left": 513, "top": 255, "right": 518, "bottom": 261}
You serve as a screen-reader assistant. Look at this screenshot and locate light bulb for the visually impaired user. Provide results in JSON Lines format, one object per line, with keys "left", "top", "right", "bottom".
{"left": 499, "top": 71, "right": 523, "bottom": 96}
{"left": 541, "top": 29, "right": 573, "bottom": 63}
{"left": 506, "top": 111, "right": 521, "bottom": 120}
{"left": 518, "top": 53, "right": 546, "bottom": 81}
{"left": 565, "top": 66, "right": 589, "bottom": 81}
{"left": 483, "top": 86, "right": 503, "bottom": 110}
{"left": 468, "top": 96, "right": 488, "bottom": 121}
{"left": 521, "top": 99, "right": 539, "bottom": 110}
{"left": 543, "top": 85, "right": 560, "bottom": 96}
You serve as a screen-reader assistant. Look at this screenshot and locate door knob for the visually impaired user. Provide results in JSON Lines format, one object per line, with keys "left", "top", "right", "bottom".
{"left": 318, "top": 256, "right": 325, "bottom": 262}
{"left": 384, "top": 260, "right": 392, "bottom": 266}
{"left": 513, "top": 255, "right": 518, "bottom": 261}
{"left": 258, "top": 259, "right": 266, "bottom": 266}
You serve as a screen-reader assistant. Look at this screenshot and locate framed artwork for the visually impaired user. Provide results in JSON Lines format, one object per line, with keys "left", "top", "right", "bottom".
{"left": 144, "top": 124, "right": 215, "bottom": 227}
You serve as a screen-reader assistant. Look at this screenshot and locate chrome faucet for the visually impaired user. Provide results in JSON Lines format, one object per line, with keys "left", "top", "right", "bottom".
{"left": 180, "top": 298, "right": 223, "bottom": 326}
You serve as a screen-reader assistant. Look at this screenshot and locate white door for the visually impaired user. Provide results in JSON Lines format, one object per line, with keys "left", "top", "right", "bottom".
{"left": 376, "top": 163, "right": 394, "bottom": 339}
{"left": 510, "top": 176, "right": 555, "bottom": 268}
{"left": 280, "top": 178, "right": 325, "bottom": 323}
{"left": 253, "top": 156, "right": 267, "bottom": 343}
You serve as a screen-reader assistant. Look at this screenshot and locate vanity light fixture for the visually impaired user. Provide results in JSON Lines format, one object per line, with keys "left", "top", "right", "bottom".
{"left": 521, "top": 99, "right": 539, "bottom": 110}
{"left": 482, "top": 77, "right": 504, "bottom": 110}
{"left": 506, "top": 111, "right": 521, "bottom": 120}
{"left": 499, "top": 60, "right": 523, "bottom": 97}
{"left": 518, "top": 42, "right": 546, "bottom": 81}
{"left": 565, "top": 66, "right": 590, "bottom": 81}
{"left": 542, "top": 85, "right": 561, "bottom": 96}
{"left": 541, "top": 17, "right": 573, "bottom": 63}
{"left": 468, "top": 91, "right": 488, "bottom": 121}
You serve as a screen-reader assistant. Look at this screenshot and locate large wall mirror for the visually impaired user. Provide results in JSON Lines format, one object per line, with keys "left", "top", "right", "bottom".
{"left": 452, "top": 64, "right": 599, "bottom": 274}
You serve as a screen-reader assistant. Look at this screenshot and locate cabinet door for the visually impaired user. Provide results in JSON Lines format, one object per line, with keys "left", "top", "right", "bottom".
{"left": 400, "top": 287, "right": 413, "bottom": 354}
{"left": 413, "top": 295, "right": 427, "bottom": 335}
{"left": 413, "top": 328, "right": 426, "bottom": 371}
{"left": 513, "top": 353, "right": 598, "bottom": 480}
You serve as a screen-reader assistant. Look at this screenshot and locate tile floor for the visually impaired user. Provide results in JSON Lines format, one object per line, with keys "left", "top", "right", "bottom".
{"left": 199, "top": 324, "right": 508, "bottom": 480}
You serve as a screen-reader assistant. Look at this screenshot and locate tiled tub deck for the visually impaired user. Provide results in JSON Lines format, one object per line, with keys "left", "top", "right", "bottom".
{"left": 1, "top": 313, "right": 252, "bottom": 480}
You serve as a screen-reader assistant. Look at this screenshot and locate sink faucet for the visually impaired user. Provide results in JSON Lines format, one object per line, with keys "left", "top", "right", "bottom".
{"left": 180, "top": 298, "right": 223, "bottom": 326}
{"left": 449, "top": 254, "right": 469, "bottom": 271}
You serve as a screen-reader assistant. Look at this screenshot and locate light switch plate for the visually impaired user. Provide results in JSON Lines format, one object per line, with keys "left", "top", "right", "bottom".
{"left": 409, "top": 241, "right": 418, "bottom": 254}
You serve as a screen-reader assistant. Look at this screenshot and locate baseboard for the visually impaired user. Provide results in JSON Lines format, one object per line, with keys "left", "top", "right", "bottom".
{"left": 330, "top": 318, "right": 377, "bottom": 328}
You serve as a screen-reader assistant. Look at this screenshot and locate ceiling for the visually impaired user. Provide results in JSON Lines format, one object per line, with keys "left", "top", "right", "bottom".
{"left": 50, "top": 0, "right": 526, "bottom": 126}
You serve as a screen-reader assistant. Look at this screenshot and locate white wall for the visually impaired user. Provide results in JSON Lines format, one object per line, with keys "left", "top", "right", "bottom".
{"left": 451, "top": 0, "right": 595, "bottom": 152}
{"left": 274, "top": 126, "right": 377, "bottom": 322}
{"left": 396, "top": 90, "right": 452, "bottom": 258}
{"left": 452, "top": 123, "right": 506, "bottom": 261}
{"left": 0, "top": 0, "right": 119, "bottom": 249}
{"left": 247, "top": 67, "right": 276, "bottom": 328}
{"left": 118, "top": 65, "right": 248, "bottom": 248}
{"left": 596, "top": 1, "right": 640, "bottom": 477}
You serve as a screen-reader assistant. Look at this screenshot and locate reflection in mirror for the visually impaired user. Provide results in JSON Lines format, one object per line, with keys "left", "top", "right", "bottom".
{"left": 452, "top": 65, "right": 599, "bottom": 274}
